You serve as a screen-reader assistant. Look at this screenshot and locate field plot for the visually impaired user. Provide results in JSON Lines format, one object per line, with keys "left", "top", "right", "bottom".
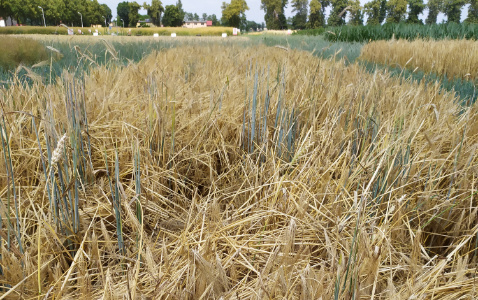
{"left": 360, "top": 39, "right": 478, "bottom": 81}
{"left": 1, "top": 40, "right": 478, "bottom": 299}
{"left": 0, "top": 35, "right": 250, "bottom": 83}
{"left": 0, "top": 26, "right": 233, "bottom": 37}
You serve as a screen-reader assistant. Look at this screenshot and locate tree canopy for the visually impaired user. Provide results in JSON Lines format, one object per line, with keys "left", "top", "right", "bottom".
{"left": 221, "top": 0, "right": 249, "bottom": 28}
{"left": 443, "top": 0, "right": 466, "bottom": 23}
{"left": 117, "top": 1, "right": 130, "bottom": 27}
{"left": 0, "top": 0, "right": 474, "bottom": 29}
{"left": 385, "top": 0, "right": 407, "bottom": 23}
{"left": 0, "top": 0, "right": 112, "bottom": 26}
{"left": 261, "top": 0, "right": 288, "bottom": 29}
{"left": 465, "top": 0, "right": 478, "bottom": 23}
{"left": 364, "top": 0, "right": 387, "bottom": 25}
{"left": 426, "top": 0, "right": 443, "bottom": 24}
{"left": 291, "top": 0, "right": 308, "bottom": 29}
{"left": 162, "top": 4, "right": 182, "bottom": 26}
{"left": 348, "top": 0, "right": 364, "bottom": 25}
{"left": 308, "top": 0, "right": 325, "bottom": 28}
{"left": 143, "top": 0, "right": 163, "bottom": 26}
{"left": 407, "top": 0, "right": 425, "bottom": 24}
{"left": 327, "top": 0, "right": 349, "bottom": 26}
{"left": 128, "top": 1, "right": 141, "bottom": 27}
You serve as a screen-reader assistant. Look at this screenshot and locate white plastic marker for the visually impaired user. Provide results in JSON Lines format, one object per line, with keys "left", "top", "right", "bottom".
{"left": 153, "top": 33, "right": 159, "bottom": 37}
{"left": 287, "top": 29, "right": 292, "bottom": 35}
{"left": 93, "top": 32, "right": 98, "bottom": 36}
{"left": 233, "top": 28, "right": 237, "bottom": 36}
{"left": 171, "top": 33, "right": 176, "bottom": 37}
{"left": 222, "top": 33, "right": 227, "bottom": 38}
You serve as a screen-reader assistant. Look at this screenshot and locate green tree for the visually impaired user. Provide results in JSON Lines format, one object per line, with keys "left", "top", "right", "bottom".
{"left": 320, "top": 0, "right": 330, "bottom": 14}
{"left": 245, "top": 19, "right": 260, "bottom": 30}
{"left": 207, "top": 14, "right": 220, "bottom": 25}
{"left": 10, "top": 0, "right": 39, "bottom": 25}
{"left": 85, "top": 0, "right": 105, "bottom": 26}
{"left": 261, "top": 0, "right": 288, "bottom": 29}
{"left": 202, "top": 13, "right": 207, "bottom": 20}
{"left": 221, "top": 0, "right": 249, "bottom": 28}
{"left": 443, "top": 0, "right": 466, "bottom": 23}
{"left": 426, "top": 0, "right": 443, "bottom": 24}
{"left": 37, "top": 0, "right": 66, "bottom": 26}
{"left": 364, "top": 0, "right": 387, "bottom": 25}
{"left": 465, "top": 0, "right": 478, "bottom": 23}
{"left": 60, "top": 0, "right": 85, "bottom": 27}
{"left": 291, "top": 0, "right": 307, "bottom": 29}
{"left": 193, "top": 12, "right": 199, "bottom": 20}
{"left": 385, "top": 0, "right": 407, "bottom": 23}
{"left": 101, "top": 4, "right": 113, "bottom": 24}
{"left": 328, "top": 0, "right": 349, "bottom": 26}
{"left": 1, "top": 0, "right": 111, "bottom": 27}
{"left": 162, "top": 4, "right": 182, "bottom": 26}
{"left": 176, "top": 0, "right": 185, "bottom": 22}
{"left": 117, "top": 1, "right": 130, "bottom": 27}
{"left": 348, "top": 0, "right": 363, "bottom": 25}
{"left": 143, "top": 0, "right": 163, "bottom": 26}
{"left": 0, "top": 0, "right": 13, "bottom": 20}
{"left": 128, "top": 1, "right": 141, "bottom": 27}
{"left": 185, "top": 12, "right": 193, "bottom": 20}
{"left": 407, "top": 0, "right": 424, "bottom": 23}
{"left": 308, "top": 0, "right": 325, "bottom": 27}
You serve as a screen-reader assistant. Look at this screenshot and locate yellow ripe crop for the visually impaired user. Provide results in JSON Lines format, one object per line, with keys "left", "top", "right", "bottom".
{"left": 360, "top": 39, "right": 478, "bottom": 81}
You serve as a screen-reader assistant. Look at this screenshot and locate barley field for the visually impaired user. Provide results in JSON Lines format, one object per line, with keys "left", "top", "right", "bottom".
{"left": 1, "top": 36, "right": 478, "bottom": 299}
{"left": 360, "top": 39, "right": 478, "bottom": 81}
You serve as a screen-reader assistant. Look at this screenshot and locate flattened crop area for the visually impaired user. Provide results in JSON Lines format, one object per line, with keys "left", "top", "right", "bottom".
{"left": 1, "top": 43, "right": 478, "bottom": 299}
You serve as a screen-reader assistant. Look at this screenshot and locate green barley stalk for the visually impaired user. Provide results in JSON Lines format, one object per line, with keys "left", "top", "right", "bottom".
{"left": 0, "top": 116, "right": 23, "bottom": 254}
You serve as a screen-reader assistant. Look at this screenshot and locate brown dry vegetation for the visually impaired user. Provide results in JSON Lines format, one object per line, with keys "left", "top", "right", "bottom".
{"left": 360, "top": 39, "right": 478, "bottom": 81}
{"left": 1, "top": 44, "right": 478, "bottom": 299}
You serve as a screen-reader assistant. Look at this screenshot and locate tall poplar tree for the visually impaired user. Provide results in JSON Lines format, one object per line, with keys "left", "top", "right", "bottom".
{"left": 291, "top": 0, "right": 308, "bottom": 29}
{"left": 328, "top": 0, "right": 349, "bottom": 26}
{"left": 143, "top": 0, "right": 164, "bottom": 26}
{"left": 385, "top": 0, "right": 408, "bottom": 23}
{"left": 364, "top": 0, "right": 387, "bottom": 25}
{"left": 443, "top": 0, "right": 466, "bottom": 23}
{"left": 407, "top": 0, "right": 425, "bottom": 23}
{"left": 261, "top": 0, "right": 288, "bottom": 29}
{"left": 308, "top": 0, "right": 325, "bottom": 27}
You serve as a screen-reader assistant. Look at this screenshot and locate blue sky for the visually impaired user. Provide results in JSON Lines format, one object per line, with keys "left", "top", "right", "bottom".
{"left": 102, "top": 0, "right": 469, "bottom": 24}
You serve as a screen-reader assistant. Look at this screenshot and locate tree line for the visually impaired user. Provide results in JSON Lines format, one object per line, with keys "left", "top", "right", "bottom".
{"left": 0, "top": 0, "right": 112, "bottom": 27}
{"left": 116, "top": 0, "right": 222, "bottom": 27}
{"left": 2, "top": 0, "right": 474, "bottom": 30}
{"left": 267, "top": 0, "right": 477, "bottom": 30}
{"left": 116, "top": 0, "right": 262, "bottom": 30}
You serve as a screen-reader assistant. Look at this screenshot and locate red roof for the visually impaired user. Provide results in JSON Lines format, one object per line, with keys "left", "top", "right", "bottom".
{"left": 206, "top": 21, "right": 212, "bottom": 26}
